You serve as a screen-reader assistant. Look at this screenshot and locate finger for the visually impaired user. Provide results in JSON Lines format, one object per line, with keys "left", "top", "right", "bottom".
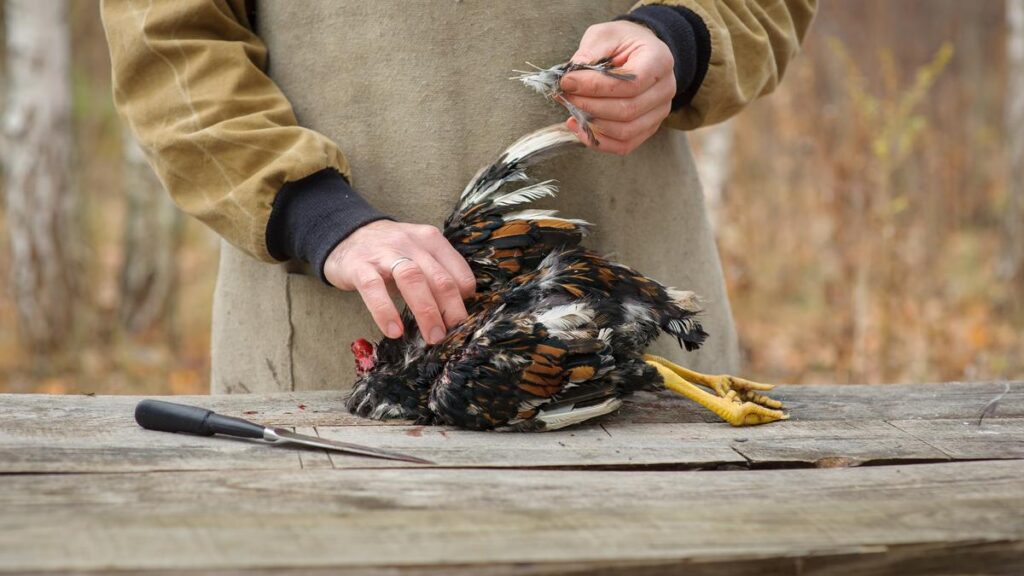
{"left": 585, "top": 123, "right": 660, "bottom": 156}
{"left": 562, "top": 68, "right": 646, "bottom": 99}
{"left": 590, "top": 102, "right": 671, "bottom": 142}
{"left": 569, "top": 29, "right": 624, "bottom": 69}
{"left": 353, "top": 266, "right": 403, "bottom": 339}
{"left": 412, "top": 250, "right": 469, "bottom": 329}
{"left": 562, "top": 26, "right": 640, "bottom": 97}
{"left": 389, "top": 258, "right": 447, "bottom": 345}
{"left": 564, "top": 38, "right": 662, "bottom": 97}
{"left": 425, "top": 238, "right": 477, "bottom": 299}
{"left": 564, "top": 75, "right": 674, "bottom": 122}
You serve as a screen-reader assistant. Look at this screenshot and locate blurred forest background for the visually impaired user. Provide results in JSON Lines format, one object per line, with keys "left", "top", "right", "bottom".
{"left": 1, "top": 1, "right": 1022, "bottom": 395}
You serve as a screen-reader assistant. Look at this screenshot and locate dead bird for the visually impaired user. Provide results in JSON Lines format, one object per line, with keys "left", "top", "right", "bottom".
{"left": 345, "top": 64, "right": 787, "bottom": 431}
{"left": 346, "top": 125, "right": 787, "bottom": 430}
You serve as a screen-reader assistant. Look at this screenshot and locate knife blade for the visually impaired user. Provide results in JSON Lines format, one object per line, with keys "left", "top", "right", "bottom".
{"left": 134, "top": 399, "right": 433, "bottom": 465}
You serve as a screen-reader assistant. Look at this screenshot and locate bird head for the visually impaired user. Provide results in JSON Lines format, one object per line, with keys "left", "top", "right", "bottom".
{"left": 351, "top": 338, "right": 377, "bottom": 375}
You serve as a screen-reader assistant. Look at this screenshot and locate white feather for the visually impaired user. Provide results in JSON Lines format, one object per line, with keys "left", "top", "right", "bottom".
{"left": 666, "top": 288, "right": 702, "bottom": 312}
{"left": 502, "top": 124, "right": 580, "bottom": 164}
{"left": 536, "top": 302, "right": 594, "bottom": 332}
{"left": 534, "top": 397, "right": 623, "bottom": 431}
{"left": 490, "top": 181, "right": 558, "bottom": 208}
{"left": 511, "top": 62, "right": 562, "bottom": 97}
{"left": 403, "top": 334, "right": 425, "bottom": 366}
{"left": 471, "top": 304, "right": 507, "bottom": 340}
{"left": 371, "top": 403, "right": 408, "bottom": 420}
{"left": 503, "top": 209, "right": 557, "bottom": 219}
{"left": 621, "top": 299, "right": 654, "bottom": 324}
{"left": 457, "top": 125, "right": 577, "bottom": 209}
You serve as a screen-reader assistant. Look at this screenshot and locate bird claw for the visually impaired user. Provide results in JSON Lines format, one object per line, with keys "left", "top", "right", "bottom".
{"left": 714, "top": 385, "right": 788, "bottom": 425}
{"left": 708, "top": 375, "right": 783, "bottom": 409}
{"left": 727, "top": 400, "right": 789, "bottom": 426}
{"left": 645, "top": 354, "right": 789, "bottom": 426}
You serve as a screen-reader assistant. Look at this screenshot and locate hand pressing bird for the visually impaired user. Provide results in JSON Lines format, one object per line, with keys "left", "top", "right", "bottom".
{"left": 345, "top": 61, "right": 788, "bottom": 430}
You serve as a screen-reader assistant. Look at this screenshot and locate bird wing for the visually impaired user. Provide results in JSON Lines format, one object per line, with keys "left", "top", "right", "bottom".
{"left": 519, "top": 248, "right": 709, "bottom": 353}
{"left": 427, "top": 301, "right": 618, "bottom": 430}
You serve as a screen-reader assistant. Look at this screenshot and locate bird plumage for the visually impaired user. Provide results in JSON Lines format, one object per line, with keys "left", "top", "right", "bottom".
{"left": 347, "top": 121, "right": 708, "bottom": 430}
{"left": 346, "top": 59, "right": 786, "bottom": 431}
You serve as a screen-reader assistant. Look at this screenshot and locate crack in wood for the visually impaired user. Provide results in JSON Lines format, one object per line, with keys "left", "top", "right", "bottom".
{"left": 729, "top": 444, "right": 753, "bottom": 465}
{"left": 883, "top": 419, "right": 957, "bottom": 460}
{"left": 977, "top": 381, "right": 1012, "bottom": 425}
{"left": 315, "top": 425, "right": 339, "bottom": 470}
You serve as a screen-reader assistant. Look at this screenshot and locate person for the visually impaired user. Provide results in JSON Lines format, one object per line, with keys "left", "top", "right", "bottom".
{"left": 101, "top": 1, "right": 816, "bottom": 394}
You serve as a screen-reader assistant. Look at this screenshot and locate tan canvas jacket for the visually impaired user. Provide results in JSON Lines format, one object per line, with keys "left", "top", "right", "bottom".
{"left": 101, "top": 0, "right": 816, "bottom": 263}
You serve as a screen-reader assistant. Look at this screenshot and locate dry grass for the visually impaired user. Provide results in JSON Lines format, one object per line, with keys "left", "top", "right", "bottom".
{"left": 697, "top": 1, "right": 1023, "bottom": 384}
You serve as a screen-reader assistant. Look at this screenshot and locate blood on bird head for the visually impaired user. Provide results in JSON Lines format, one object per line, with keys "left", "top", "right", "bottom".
{"left": 351, "top": 338, "right": 377, "bottom": 374}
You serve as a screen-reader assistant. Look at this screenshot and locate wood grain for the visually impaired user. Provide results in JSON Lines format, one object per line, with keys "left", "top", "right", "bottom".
{"left": 0, "top": 461, "right": 1020, "bottom": 574}
{"left": 2, "top": 384, "right": 1021, "bottom": 574}
{"left": 3, "top": 381, "right": 1020, "bottom": 432}
{"left": 2, "top": 384, "right": 1021, "bottom": 473}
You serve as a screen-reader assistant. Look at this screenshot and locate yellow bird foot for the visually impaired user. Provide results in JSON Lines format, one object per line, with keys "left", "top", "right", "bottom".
{"left": 644, "top": 355, "right": 789, "bottom": 427}
{"left": 644, "top": 354, "right": 783, "bottom": 408}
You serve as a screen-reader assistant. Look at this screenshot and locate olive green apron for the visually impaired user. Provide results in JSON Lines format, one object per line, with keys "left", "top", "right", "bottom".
{"left": 211, "top": 0, "right": 739, "bottom": 394}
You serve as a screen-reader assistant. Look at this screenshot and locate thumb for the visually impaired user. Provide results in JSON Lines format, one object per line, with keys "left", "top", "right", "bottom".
{"left": 570, "top": 30, "right": 621, "bottom": 67}
{"left": 563, "top": 32, "right": 622, "bottom": 93}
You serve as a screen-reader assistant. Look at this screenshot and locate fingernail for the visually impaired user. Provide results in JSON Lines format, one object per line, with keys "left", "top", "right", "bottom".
{"left": 387, "top": 322, "right": 401, "bottom": 339}
{"left": 561, "top": 78, "right": 577, "bottom": 93}
{"left": 430, "top": 326, "right": 446, "bottom": 344}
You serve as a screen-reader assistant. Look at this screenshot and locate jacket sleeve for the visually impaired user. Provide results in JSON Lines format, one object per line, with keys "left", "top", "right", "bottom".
{"left": 631, "top": 0, "right": 817, "bottom": 130}
{"left": 101, "top": 0, "right": 356, "bottom": 262}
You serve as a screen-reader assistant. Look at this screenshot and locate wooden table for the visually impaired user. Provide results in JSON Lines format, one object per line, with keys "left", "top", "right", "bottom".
{"left": 2, "top": 382, "right": 1023, "bottom": 574}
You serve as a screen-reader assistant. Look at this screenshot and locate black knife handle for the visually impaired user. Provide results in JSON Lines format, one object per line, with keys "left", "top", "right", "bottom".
{"left": 135, "top": 399, "right": 266, "bottom": 439}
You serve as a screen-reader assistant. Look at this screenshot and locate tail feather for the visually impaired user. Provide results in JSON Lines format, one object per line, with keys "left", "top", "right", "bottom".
{"left": 450, "top": 124, "right": 581, "bottom": 224}
{"left": 446, "top": 125, "right": 587, "bottom": 288}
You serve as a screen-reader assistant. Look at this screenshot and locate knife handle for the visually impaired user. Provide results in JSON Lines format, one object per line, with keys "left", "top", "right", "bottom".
{"left": 135, "top": 399, "right": 266, "bottom": 439}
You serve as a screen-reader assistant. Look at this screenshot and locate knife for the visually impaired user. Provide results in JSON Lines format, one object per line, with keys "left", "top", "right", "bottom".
{"left": 134, "top": 399, "right": 433, "bottom": 465}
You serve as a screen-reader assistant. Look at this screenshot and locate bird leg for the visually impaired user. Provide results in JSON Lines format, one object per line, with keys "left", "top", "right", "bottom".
{"left": 644, "top": 354, "right": 784, "bottom": 408}
{"left": 644, "top": 355, "right": 788, "bottom": 426}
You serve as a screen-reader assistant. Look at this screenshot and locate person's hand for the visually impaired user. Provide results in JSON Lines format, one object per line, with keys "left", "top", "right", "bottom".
{"left": 561, "top": 21, "right": 675, "bottom": 156}
{"left": 324, "top": 220, "right": 476, "bottom": 344}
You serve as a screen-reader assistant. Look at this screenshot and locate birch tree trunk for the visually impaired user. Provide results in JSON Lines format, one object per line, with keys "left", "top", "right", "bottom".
{"left": 1, "top": 0, "right": 77, "bottom": 356}
{"left": 118, "top": 132, "right": 182, "bottom": 339}
{"left": 1003, "top": 0, "right": 1024, "bottom": 282}
{"left": 692, "top": 120, "right": 735, "bottom": 234}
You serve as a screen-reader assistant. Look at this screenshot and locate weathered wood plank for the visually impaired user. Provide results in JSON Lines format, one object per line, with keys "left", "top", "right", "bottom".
{"left": 2, "top": 381, "right": 1020, "bottom": 434}
{"left": 19, "top": 541, "right": 1024, "bottom": 576}
{"left": 611, "top": 380, "right": 1024, "bottom": 425}
{"left": 313, "top": 419, "right": 967, "bottom": 469}
{"left": 294, "top": 427, "right": 334, "bottom": 470}
{"left": 888, "top": 418, "right": 1024, "bottom": 460}
{"left": 4, "top": 399, "right": 1022, "bottom": 473}
{"left": 0, "top": 417, "right": 304, "bottom": 473}
{"left": 10, "top": 414, "right": 1021, "bottom": 473}
{"left": 0, "top": 461, "right": 1021, "bottom": 574}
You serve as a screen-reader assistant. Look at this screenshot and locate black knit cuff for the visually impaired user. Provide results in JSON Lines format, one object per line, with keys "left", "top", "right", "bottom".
{"left": 615, "top": 4, "right": 711, "bottom": 111}
{"left": 266, "top": 168, "right": 393, "bottom": 283}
